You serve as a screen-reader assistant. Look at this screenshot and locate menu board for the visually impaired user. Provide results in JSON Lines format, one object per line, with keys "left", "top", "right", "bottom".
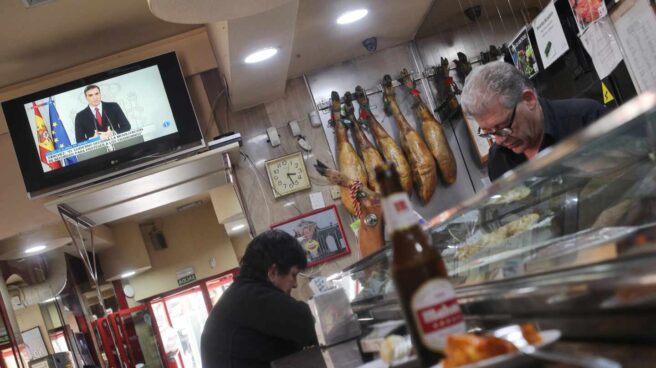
{"left": 611, "top": 0, "right": 656, "bottom": 92}
{"left": 532, "top": 1, "right": 570, "bottom": 69}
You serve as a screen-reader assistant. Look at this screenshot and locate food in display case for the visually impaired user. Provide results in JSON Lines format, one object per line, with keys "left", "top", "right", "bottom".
{"left": 344, "top": 92, "right": 385, "bottom": 193}
{"left": 382, "top": 74, "right": 438, "bottom": 204}
{"left": 352, "top": 267, "right": 393, "bottom": 302}
{"left": 399, "top": 68, "right": 458, "bottom": 185}
{"left": 331, "top": 91, "right": 368, "bottom": 216}
{"left": 443, "top": 335, "right": 517, "bottom": 368}
{"left": 454, "top": 213, "right": 540, "bottom": 261}
{"left": 486, "top": 185, "right": 531, "bottom": 205}
{"left": 355, "top": 85, "right": 413, "bottom": 196}
{"left": 442, "top": 324, "right": 542, "bottom": 368}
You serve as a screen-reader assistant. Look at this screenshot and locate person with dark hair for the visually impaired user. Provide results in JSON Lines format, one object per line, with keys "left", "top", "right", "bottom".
{"left": 200, "top": 230, "right": 317, "bottom": 368}
{"left": 74, "top": 84, "right": 131, "bottom": 143}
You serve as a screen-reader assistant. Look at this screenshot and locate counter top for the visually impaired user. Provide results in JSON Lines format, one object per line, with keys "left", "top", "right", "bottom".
{"left": 271, "top": 339, "right": 652, "bottom": 368}
{"left": 271, "top": 339, "right": 363, "bottom": 368}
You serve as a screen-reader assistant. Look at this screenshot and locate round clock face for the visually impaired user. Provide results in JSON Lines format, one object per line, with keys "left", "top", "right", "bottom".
{"left": 267, "top": 153, "right": 310, "bottom": 198}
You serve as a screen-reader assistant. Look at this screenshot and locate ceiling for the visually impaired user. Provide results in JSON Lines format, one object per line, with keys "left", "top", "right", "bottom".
{"left": 0, "top": 0, "right": 198, "bottom": 90}
{"left": 287, "top": 0, "right": 434, "bottom": 78}
{"left": 0, "top": 222, "right": 115, "bottom": 260}
{"left": 0, "top": 0, "right": 546, "bottom": 108}
{"left": 415, "top": 0, "right": 543, "bottom": 39}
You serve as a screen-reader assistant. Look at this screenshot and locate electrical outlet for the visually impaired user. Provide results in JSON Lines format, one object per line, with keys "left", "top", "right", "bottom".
{"left": 330, "top": 186, "right": 341, "bottom": 200}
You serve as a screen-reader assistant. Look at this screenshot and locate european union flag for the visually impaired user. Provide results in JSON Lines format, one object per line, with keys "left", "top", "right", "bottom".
{"left": 48, "top": 97, "right": 78, "bottom": 166}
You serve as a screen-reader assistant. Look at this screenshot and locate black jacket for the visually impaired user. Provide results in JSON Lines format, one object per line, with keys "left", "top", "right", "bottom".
{"left": 488, "top": 98, "right": 607, "bottom": 181}
{"left": 74, "top": 102, "right": 131, "bottom": 143}
{"left": 200, "top": 276, "right": 317, "bottom": 368}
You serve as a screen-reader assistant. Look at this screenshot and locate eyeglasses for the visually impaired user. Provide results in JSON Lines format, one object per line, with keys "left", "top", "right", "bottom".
{"left": 477, "top": 104, "right": 518, "bottom": 139}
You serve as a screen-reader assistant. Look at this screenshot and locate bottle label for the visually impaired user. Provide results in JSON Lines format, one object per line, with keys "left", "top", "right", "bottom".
{"left": 411, "top": 279, "right": 465, "bottom": 352}
{"left": 381, "top": 192, "right": 418, "bottom": 232}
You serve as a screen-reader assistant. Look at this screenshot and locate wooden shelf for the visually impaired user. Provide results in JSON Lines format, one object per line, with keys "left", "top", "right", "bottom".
{"left": 45, "top": 143, "right": 239, "bottom": 225}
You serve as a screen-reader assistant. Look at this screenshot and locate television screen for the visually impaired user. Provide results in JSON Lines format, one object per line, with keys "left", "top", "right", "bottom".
{"left": 2, "top": 52, "right": 205, "bottom": 198}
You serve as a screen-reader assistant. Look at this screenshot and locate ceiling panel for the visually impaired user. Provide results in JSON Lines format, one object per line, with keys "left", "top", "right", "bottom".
{"left": 288, "top": 0, "right": 434, "bottom": 78}
{"left": 0, "top": 0, "right": 198, "bottom": 90}
{"left": 415, "top": 0, "right": 545, "bottom": 39}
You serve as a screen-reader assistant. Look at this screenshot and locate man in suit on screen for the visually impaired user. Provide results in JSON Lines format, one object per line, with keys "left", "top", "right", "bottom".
{"left": 74, "top": 84, "right": 131, "bottom": 143}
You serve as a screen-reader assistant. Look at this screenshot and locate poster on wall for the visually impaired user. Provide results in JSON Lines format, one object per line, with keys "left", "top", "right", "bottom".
{"left": 271, "top": 205, "right": 351, "bottom": 267}
{"left": 532, "top": 1, "right": 570, "bottom": 69}
{"left": 21, "top": 327, "right": 48, "bottom": 360}
{"left": 568, "top": 0, "right": 608, "bottom": 33}
{"left": 510, "top": 27, "right": 540, "bottom": 79}
{"left": 611, "top": 0, "right": 656, "bottom": 92}
{"left": 579, "top": 18, "right": 623, "bottom": 79}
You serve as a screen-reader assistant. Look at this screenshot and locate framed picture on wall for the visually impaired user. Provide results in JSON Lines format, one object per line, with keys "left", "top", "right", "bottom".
{"left": 271, "top": 205, "right": 351, "bottom": 267}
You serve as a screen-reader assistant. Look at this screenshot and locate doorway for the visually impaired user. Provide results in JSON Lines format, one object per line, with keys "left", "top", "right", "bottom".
{"left": 91, "top": 305, "right": 162, "bottom": 368}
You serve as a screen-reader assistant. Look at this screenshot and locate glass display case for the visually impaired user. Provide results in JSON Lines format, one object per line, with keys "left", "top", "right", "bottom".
{"left": 330, "top": 93, "right": 656, "bottom": 339}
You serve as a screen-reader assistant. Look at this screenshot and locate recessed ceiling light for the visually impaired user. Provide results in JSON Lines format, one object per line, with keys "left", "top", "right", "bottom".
{"left": 121, "top": 271, "right": 136, "bottom": 279}
{"left": 231, "top": 224, "right": 246, "bottom": 231}
{"left": 336, "top": 9, "right": 369, "bottom": 25}
{"left": 25, "top": 245, "right": 46, "bottom": 254}
{"left": 244, "top": 47, "right": 278, "bottom": 64}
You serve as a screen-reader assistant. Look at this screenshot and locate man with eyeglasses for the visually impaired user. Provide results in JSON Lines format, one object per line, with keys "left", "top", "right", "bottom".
{"left": 461, "top": 61, "right": 607, "bottom": 181}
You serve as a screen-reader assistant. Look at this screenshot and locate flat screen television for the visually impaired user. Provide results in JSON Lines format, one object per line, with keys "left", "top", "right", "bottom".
{"left": 2, "top": 52, "right": 205, "bottom": 198}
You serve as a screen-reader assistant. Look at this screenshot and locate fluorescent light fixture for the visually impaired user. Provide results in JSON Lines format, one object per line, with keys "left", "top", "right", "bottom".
{"left": 231, "top": 224, "right": 246, "bottom": 231}
{"left": 336, "top": 9, "right": 368, "bottom": 24}
{"left": 244, "top": 47, "right": 278, "bottom": 64}
{"left": 25, "top": 245, "right": 46, "bottom": 254}
{"left": 121, "top": 271, "right": 136, "bottom": 279}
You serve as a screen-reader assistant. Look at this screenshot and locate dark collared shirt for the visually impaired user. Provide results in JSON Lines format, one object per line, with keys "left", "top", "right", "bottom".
{"left": 200, "top": 276, "right": 317, "bottom": 368}
{"left": 488, "top": 98, "right": 607, "bottom": 181}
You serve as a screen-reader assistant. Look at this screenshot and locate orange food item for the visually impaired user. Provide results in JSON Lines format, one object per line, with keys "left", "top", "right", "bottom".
{"left": 442, "top": 335, "right": 516, "bottom": 368}
{"left": 442, "top": 324, "right": 542, "bottom": 367}
{"left": 520, "top": 323, "right": 542, "bottom": 345}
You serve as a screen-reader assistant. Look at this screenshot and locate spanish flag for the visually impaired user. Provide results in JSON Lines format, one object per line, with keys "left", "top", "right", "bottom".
{"left": 33, "top": 102, "right": 61, "bottom": 170}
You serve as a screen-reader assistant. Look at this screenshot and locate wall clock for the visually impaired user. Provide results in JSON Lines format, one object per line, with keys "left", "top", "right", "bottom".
{"left": 265, "top": 151, "right": 311, "bottom": 198}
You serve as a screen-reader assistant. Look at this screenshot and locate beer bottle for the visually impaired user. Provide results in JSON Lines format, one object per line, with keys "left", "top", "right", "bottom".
{"left": 376, "top": 164, "right": 465, "bottom": 367}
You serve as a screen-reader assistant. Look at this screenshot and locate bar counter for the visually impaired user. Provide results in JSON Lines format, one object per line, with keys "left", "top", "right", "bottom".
{"left": 272, "top": 338, "right": 654, "bottom": 368}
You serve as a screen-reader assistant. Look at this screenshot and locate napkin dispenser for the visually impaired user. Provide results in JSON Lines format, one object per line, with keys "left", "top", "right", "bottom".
{"left": 308, "top": 287, "right": 361, "bottom": 346}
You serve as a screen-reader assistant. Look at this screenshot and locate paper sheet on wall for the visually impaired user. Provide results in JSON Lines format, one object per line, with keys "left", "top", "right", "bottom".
{"left": 578, "top": 18, "right": 623, "bottom": 79}
{"left": 21, "top": 328, "right": 48, "bottom": 360}
{"left": 611, "top": 0, "right": 656, "bottom": 92}
{"left": 532, "top": 1, "right": 570, "bottom": 69}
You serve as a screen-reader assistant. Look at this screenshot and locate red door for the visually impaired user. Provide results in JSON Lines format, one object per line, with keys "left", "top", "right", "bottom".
{"left": 92, "top": 305, "right": 165, "bottom": 367}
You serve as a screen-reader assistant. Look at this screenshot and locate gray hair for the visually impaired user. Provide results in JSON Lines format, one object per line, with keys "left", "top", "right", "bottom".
{"left": 460, "top": 61, "right": 534, "bottom": 118}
